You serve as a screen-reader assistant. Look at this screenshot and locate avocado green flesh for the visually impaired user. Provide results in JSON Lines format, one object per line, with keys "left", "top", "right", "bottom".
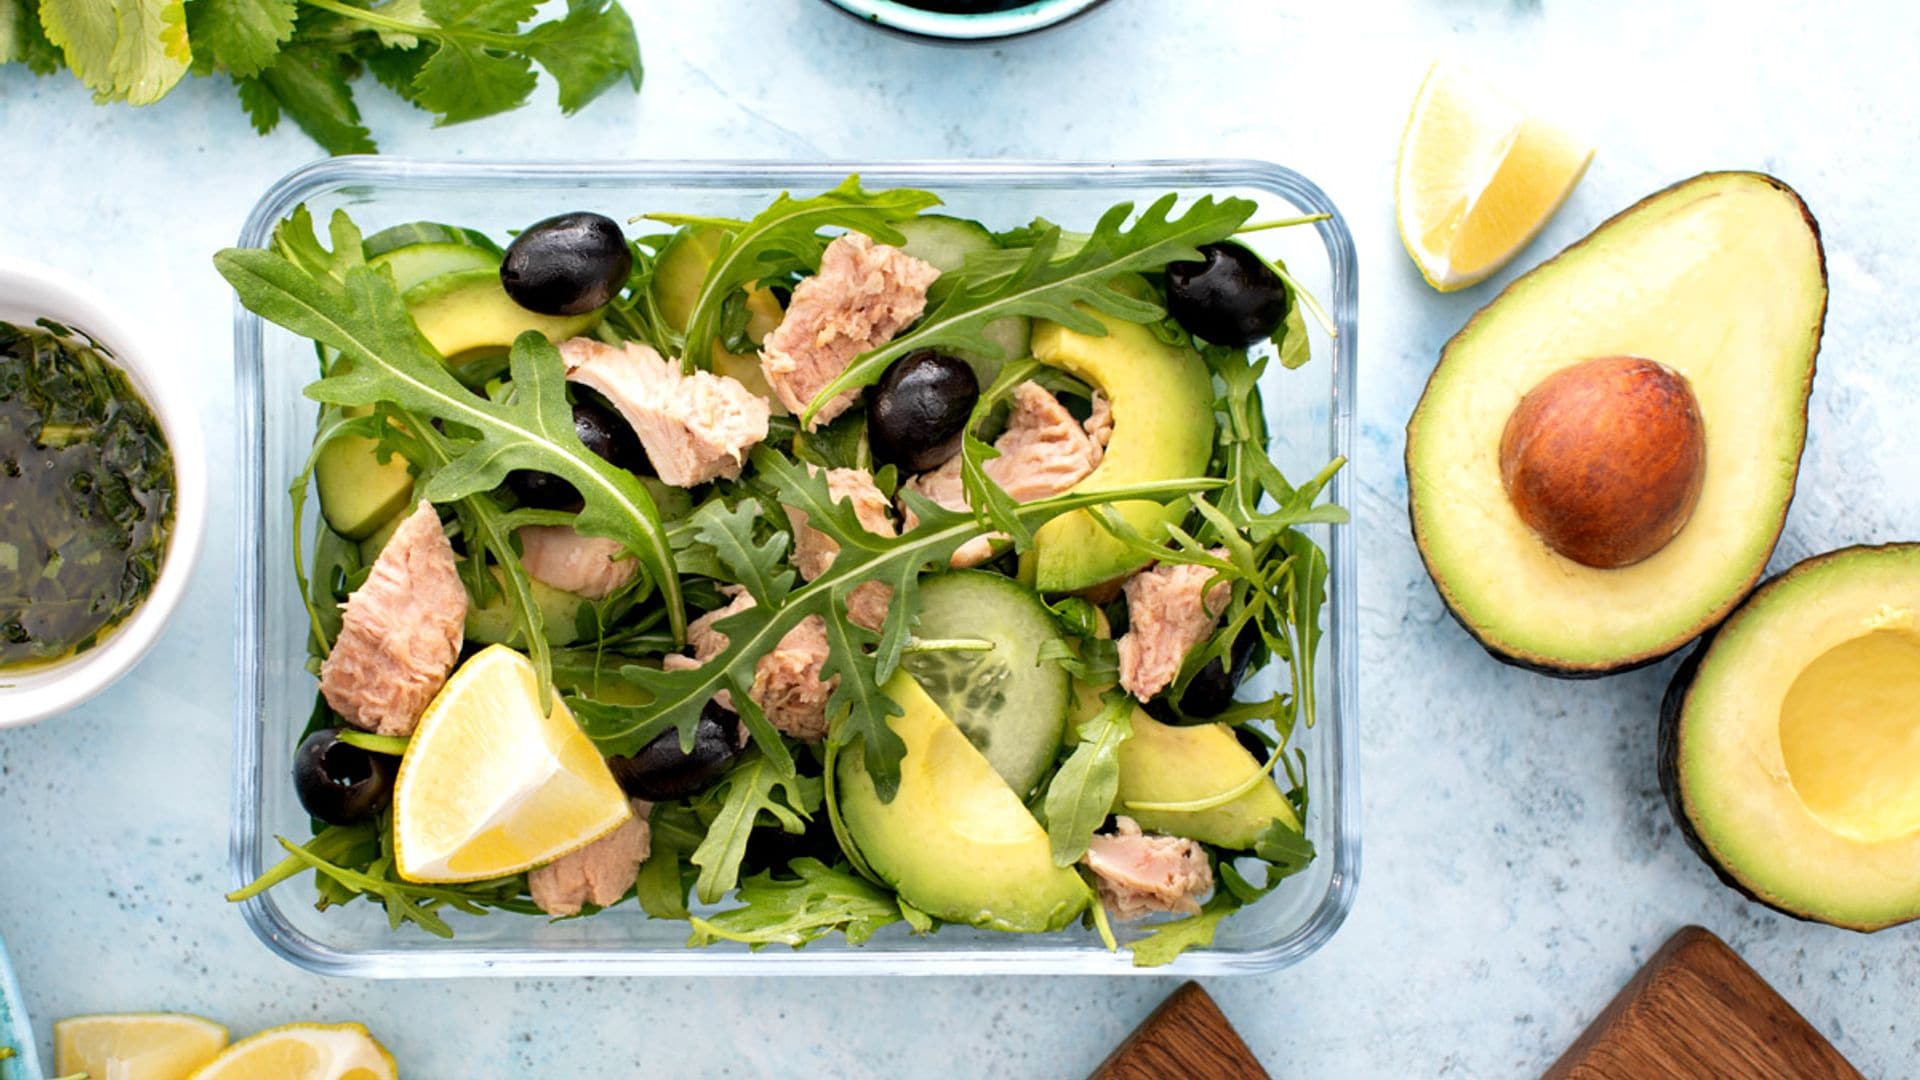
{"left": 464, "top": 568, "right": 592, "bottom": 648}
{"left": 1114, "top": 707, "right": 1300, "bottom": 848}
{"left": 836, "top": 673, "right": 1090, "bottom": 932}
{"left": 1668, "top": 544, "right": 1920, "bottom": 931}
{"left": 1407, "top": 172, "right": 1825, "bottom": 673}
{"left": 1029, "top": 312, "right": 1215, "bottom": 594}
{"left": 315, "top": 409, "right": 414, "bottom": 541}
{"left": 403, "top": 268, "right": 601, "bottom": 363}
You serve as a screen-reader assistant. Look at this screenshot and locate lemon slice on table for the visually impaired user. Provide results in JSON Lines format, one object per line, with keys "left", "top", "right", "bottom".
{"left": 186, "top": 1023, "right": 394, "bottom": 1080}
{"left": 1396, "top": 61, "right": 1594, "bottom": 291}
{"left": 55, "top": 1012, "right": 228, "bottom": 1080}
{"left": 393, "top": 644, "right": 631, "bottom": 883}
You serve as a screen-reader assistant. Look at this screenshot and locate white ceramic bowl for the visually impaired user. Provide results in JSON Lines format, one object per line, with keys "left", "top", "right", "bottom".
{"left": 0, "top": 256, "right": 207, "bottom": 727}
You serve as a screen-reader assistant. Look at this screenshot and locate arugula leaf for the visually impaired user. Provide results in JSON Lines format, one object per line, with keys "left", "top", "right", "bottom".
{"left": 523, "top": 0, "right": 642, "bottom": 113}
{"left": 1043, "top": 693, "right": 1133, "bottom": 866}
{"left": 954, "top": 356, "right": 1040, "bottom": 548}
{"left": 1273, "top": 258, "right": 1311, "bottom": 370}
{"left": 656, "top": 176, "right": 939, "bottom": 375}
{"left": 801, "top": 193, "right": 1257, "bottom": 423}
{"left": 186, "top": 0, "right": 293, "bottom": 77}
{"left": 39, "top": 0, "right": 191, "bottom": 104}
{"left": 688, "top": 858, "right": 906, "bottom": 948}
{"left": 689, "top": 752, "right": 823, "bottom": 905}
{"left": 634, "top": 802, "right": 697, "bottom": 919}
{"left": 1127, "top": 892, "right": 1236, "bottom": 968}
{"left": 214, "top": 207, "right": 685, "bottom": 645}
{"left": 1253, "top": 818, "right": 1317, "bottom": 876}
{"left": 689, "top": 497, "right": 793, "bottom": 609}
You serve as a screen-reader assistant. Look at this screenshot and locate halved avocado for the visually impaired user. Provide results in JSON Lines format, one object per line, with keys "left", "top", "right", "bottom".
{"left": 1660, "top": 544, "right": 1920, "bottom": 931}
{"left": 1113, "top": 707, "right": 1300, "bottom": 849}
{"left": 403, "top": 268, "right": 602, "bottom": 364}
{"left": 1029, "top": 311, "right": 1215, "bottom": 594}
{"left": 1407, "top": 172, "right": 1827, "bottom": 675}
{"left": 836, "top": 672, "right": 1091, "bottom": 932}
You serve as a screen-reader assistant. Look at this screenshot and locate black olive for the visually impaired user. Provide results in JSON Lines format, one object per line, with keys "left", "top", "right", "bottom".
{"left": 505, "top": 397, "right": 650, "bottom": 509}
{"left": 1144, "top": 624, "right": 1261, "bottom": 725}
{"left": 606, "top": 699, "right": 744, "bottom": 800}
{"left": 866, "top": 350, "right": 980, "bottom": 472}
{"left": 1165, "top": 242, "right": 1289, "bottom": 347}
{"left": 293, "top": 728, "right": 397, "bottom": 826}
{"left": 500, "top": 212, "right": 633, "bottom": 316}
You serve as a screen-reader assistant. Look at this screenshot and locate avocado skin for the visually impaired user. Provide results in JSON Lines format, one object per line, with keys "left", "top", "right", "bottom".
{"left": 1406, "top": 171, "right": 1829, "bottom": 678}
{"left": 1654, "top": 545, "right": 1920, "bottom": 932}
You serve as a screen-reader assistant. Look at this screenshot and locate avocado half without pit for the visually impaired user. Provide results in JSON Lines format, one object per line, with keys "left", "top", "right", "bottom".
{"left": 1406, "top": 171, "right": 1827, "bottom": 676}
{"left": 1661, "top": 545, "right": 1920, "bottom": 931}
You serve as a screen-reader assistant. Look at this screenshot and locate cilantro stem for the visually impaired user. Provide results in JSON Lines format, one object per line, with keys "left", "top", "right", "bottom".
{"left": 1235, "top": 213, "right": 1332, "bottom": 233}
{"left": 300, "top": 0, "right": 525, "bottom": 50}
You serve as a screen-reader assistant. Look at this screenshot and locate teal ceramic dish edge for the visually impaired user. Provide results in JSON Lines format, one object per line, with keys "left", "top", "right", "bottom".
{"left": 818, "top": 0, "right": 1111, "bottom": 41}
{"left": 0, "top": 935, "right": 44, "bottom": 1080}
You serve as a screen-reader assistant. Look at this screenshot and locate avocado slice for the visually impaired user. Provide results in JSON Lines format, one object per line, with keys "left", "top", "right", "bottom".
{"left": 464, "top": 567, "right": 593, "bottom": 648}
{"left": 1660, "top": 544, "right": 1920, "bottom": 931}
{"left": 650, "top": 225, "right": 788, "bottom": 411}
{"left": 1407, "top": 172, "right": 1827, "bottom": 675}
{"left": 314, "top": 410, "right": 414, "bottom": 541}
{"left": 1028, "top": 311, "right": 1215, "bottom": 594}
{"left": 836, "top": 672, "right": 1091, "bottom": 932}
{"left": 1113, "top": 707, "right": 1300, "bottom": 849}
{"left": 403, "top": 268, "right": 602, "bottom": 365}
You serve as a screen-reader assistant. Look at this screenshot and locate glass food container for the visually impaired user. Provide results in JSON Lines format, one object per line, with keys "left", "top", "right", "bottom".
{"left": 231, "top": 159, "right": 1359, "bottom": 977}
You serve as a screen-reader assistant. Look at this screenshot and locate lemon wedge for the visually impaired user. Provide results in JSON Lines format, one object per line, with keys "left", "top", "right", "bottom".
{"left": 393, "top": 644, "right": 631, "bottom": 883}
{"left": 186, "top": 1023, "right": 394, "bottom": 1080}
{"left": 55, "top": 1012, "right": 229, "bottom": 1080}
{"left": 1396, "top": 61, "right": 1594, "bottom": 291}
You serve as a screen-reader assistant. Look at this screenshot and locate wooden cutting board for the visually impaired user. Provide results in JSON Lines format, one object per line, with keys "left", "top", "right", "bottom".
{"left": 1091, "top": 982, "right": 1268, "bottom": 1079}
{"left": 1545, "top": 925, "right": 1860, "bottom": 1079}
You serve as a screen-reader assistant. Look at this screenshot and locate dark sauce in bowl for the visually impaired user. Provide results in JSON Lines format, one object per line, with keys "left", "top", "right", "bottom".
{"left": 0, "top": 319, "right": 174, "bottom": 671}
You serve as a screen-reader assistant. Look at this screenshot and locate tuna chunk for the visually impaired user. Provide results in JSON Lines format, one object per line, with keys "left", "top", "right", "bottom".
{"left": 1082, "top": 816, "right": 1213, "bottom": 921}
{"left": 661, "top": 588, "right": 838, "bottom": 741}
{"left": 1116, "top": 550, "right": 1232, "bottom": 703}
{"left": 518, "top": 524, "right": 634, "bottom": 600}
{"left": 529, "top": 799, "right": 653, "bottom": 917}
{"left": 560, "top": 337, "right": 769, "bottom": 487}
{"left": 787, "top": 467, "right": 895, "bottom": 633}
{"left": 319, "top": 501, "right": 466, "bottom": 737}
{"left": 900, "top": 381, "right": 1109, "bottom": 567}
{"left": 759, "top": 233, "right": 939, "bottom": 427}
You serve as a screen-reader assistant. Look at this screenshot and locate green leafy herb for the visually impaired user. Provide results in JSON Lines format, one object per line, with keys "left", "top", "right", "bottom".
{"left": 801, "top": 193, "right": 1258, "bottom": 423}
{"left": 1043, "top": 692, "right": 1134, "bottom": 866}
{"left": 9, "top": 0, "right": 642, "bottom": 154}
{"left": 688, "top": 858, "right": 909, "bottom": 948}
{"left": 633, "top": 802, "right": 698, "bottom": 919}
{"left": 214, "top": 209, "right": 685, "bottom": 659}
{"left": 688, "top": 752, "right": 823, "bottom": 905}
{"left": 653, "top": 177, "right": 939, "bottom": 374}
{"left": 1127, "top": 892, "right": 1237, "bottom": 968}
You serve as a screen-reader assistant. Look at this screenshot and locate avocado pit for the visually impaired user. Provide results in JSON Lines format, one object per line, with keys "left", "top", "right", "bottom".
{"left": 1498, "top": 355, "right": 1706, "bottom": 569}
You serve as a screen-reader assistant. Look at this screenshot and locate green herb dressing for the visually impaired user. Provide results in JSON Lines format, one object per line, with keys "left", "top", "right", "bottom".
{"left": 0, "top": 319, "right": 174, "bottom": 670}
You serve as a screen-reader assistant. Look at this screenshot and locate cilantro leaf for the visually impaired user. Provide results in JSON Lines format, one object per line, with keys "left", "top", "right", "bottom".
{"left": 186, "top": 0, "right": 294, "bottom": 77}
{"left": 524, "top": 0, "right": 642, "bottom": 113}
{"left": 253, "top": 42, "right": 377, "bottom": 154}
{"left": 420, "top": 0, "right": 536, "bottom": 30}
{"left": 40, "top": 0, "right": 192, "bottom": 105}
{"left": 689, "top": 752, "right": 823, "bottom": 905}
{"left": 655, "top": 176, "right": 940, "bottom": 374}
{"left": 412, "top": 38, "right": 536, "bottom": 124}
{"left": 689, "top": 858, "right": 907, "bottom": 949}
{"left": 1042, "top": 693, "right": 1133, "bottom": 866}
{"left": 801, "top": 193, "right": 1257, "bottom": 423}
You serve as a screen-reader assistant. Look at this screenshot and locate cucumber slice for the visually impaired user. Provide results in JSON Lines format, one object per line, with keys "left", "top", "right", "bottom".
{"left": 895, "top": 214, "right": 996, "bottom": 274}
{"left": 902, "top": 571, "right": 1070, "bottom": 798}
{"left": 362, "top": 221, "right": 503, "bottom": 260}
{"left": 371, "top": 243, "right": 501, "bottom": 293}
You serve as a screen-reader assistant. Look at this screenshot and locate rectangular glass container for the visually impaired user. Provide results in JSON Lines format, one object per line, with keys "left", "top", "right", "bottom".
{"left": 231, "top": 159, "right": 1359, "bottom": 976}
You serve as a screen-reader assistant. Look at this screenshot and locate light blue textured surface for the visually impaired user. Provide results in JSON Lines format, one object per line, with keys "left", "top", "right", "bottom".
{"left": 1, "top": 1, "right": 1917, "bottom": 1075}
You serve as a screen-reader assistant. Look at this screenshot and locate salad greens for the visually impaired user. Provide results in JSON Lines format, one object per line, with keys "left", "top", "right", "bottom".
{"left": 221, "top": 177, "right": 1344, "bottom": 966}
{"left": 6, "top": 0, "right": 641, "bottom": 154}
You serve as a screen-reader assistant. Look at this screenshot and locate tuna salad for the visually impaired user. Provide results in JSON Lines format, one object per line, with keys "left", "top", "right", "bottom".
{"left": 219, "top": 178, "right": 1343, "bottom": 967}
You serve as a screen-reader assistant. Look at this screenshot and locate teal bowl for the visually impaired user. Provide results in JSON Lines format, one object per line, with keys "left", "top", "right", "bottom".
{"left": 0, "top": 935, "right": 41, "bottom": 1080}
{"left": 819, "top": 0, "right": 1111, "bottom": 41}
